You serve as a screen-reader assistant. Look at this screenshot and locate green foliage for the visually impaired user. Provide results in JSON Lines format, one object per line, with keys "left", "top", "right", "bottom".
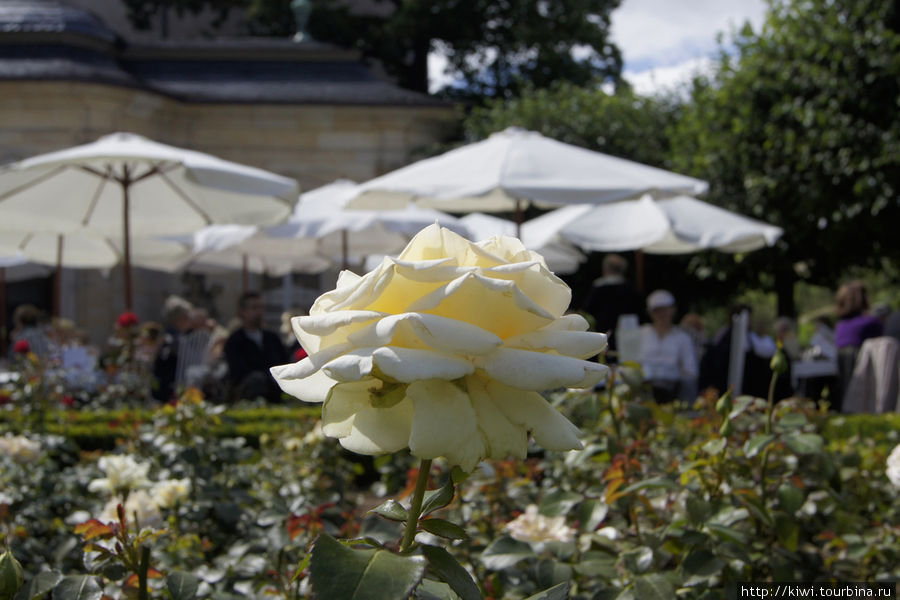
{"left": 669, "top": 0, "right": 900, "bottom": 313}
{"left": 464, "top": 83, "right": 681, "bottom": 168}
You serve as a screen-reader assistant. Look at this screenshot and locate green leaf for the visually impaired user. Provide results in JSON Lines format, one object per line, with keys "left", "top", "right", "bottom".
{"left": 416, "top": 579, "right": 461, "bottom": 600}
{"left": 14, "top": 570, "right": 62, "bottom": 600}
{"left": 421, "top": 480, "right": 455, "bottom": 516}
{"left": 370, "top": 499, "right": 409, "bottom": 522}
{"left": 702, "top": 438, "right": 726, "bottom": 456}
{"left": 621, "top": 547, "right": 653, "bottom": 574}
{"left": 421, "top": 545, "right": 481, "bottom": 600}
{"left": 774, "top": 514, "right": 800, "bottom": 552}
{"left": 523, "top": 582, "right": 570, "bottom": 600}
{"left": 578, "top": 499, "right": 609, "bottom": 532}
{"left": 777, "top": 483, "right": 805, "bottom": 514}
{"left": 705, "top": 524, "right": 748, "bottom": 546}
{"left": 538, "top": 490, "right": 583, "bottom": 517}
{"left": 420, "top": 518, "right": 469, "bottom": 541}
{"left": 621, "top": 477, "right": 679, "bottom": 495}
{"left": 50, "top": 575, "right": 102, "bottom": 600}
{"left": 783, "top": 433, "right": 824, "bottom": 455}
{"left": 686, "top": 497, "right": 711, "bottom": 524}
{"left": 536, "top": 559, "right": 573, "bottom": 590}
{"left": 744, "top": 434, "right": 776, "bottom": 458}
{"left": 480, "top": 536, "right": 536, "bottom": 570}
{"left": 166, "top": 572, "right": 199, "bottom": 600}
{"left": 681, "top": 550, "right": 726, "bottom": 577}
{"left": 777, "top": 413, "right": 808, "bottom": 430}
{"left": 633, "top": 574, "right": 675, "bottom": 600}
{"left": 309, "top": 533, "right": 424, "bottom": 600}
{"left": 709, "top": 506, "right": 749, "bottom": 527}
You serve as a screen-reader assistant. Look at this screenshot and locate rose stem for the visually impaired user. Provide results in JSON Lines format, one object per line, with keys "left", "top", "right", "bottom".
{"left": 400, "top": 458, "right": 433, "bottom": 553}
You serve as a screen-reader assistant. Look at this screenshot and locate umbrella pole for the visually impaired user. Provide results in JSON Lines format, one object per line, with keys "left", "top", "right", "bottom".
{"left": 53, "top": 234, "right": 63, "bottom": 318}
{"left": 341, "top": 229, "right": 349, "bottom": 271}
{"left": 242, "top": 254, "right": 249, "bottom": 292}
{"left": 635, "top": 249, "right": 645, "bottom": 295}
{"left": 515, "top": 199, "right": 523, "bottom": 238}
{"left": 0, "top": 267, "right": 6, "bottom": 358}
{"left": 123, "top": 181, "right": 134, "bottom": 311}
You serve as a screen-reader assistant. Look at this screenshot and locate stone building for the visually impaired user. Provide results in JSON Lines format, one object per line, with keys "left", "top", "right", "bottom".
{"left": 0, "top": 0, "right": 454, "bottom": 343}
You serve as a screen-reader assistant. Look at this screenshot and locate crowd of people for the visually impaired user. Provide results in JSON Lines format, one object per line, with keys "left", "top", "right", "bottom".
{"left": 3, "top": 291, "right": 301, "bottom": 405}
{"left": 4, "top": 260, "right": 899, "bottom": 411}
{"left": 580, "top": 254, "right": 900, "bottom": 412}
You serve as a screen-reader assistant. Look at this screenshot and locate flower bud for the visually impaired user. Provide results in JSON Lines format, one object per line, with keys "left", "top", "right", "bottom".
{"left": 719, "top": 419, "right": 733, "bottom": 437}
{"left": 770, "top": 345, "right": 788, "bottom": 375}
{"left": 0, "top": 549, "right": 25, "bottom": 599}
{"left": 715, "top": 389, "right": 733, "bottom": 417}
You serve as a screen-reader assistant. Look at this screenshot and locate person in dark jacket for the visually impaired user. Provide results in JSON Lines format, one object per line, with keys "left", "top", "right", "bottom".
{"left": 223, "top": 292, "right": 288, "bottom": 402}
{"left": 580, "top": 254, "right": 643, "bottom": 362}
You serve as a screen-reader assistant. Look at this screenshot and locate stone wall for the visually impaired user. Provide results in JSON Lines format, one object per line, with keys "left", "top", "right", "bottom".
{"left": 0, "top": 80, "right": 454, "bottom": 341}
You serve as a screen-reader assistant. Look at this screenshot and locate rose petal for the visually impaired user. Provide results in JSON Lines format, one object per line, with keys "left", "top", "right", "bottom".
{"left": 485, "top": 380, "right": 583, "bottom": 451}
{"left": 270, "top": 365, "right": 338, "bottom": 403}
{"left": 322, "top": 346, "right": 474, "bottom": 382}
{"left": 347, "top": 312, "right": 502, "bottom": 356}
{"left": 466, "top": 375, "right": 528, "bottom": 461}
{"left": 483, "top": 261, "right": 571, "bottom": 318}
{"left": 406, "top": 379, "right": 485, "bottom": 472}
{"left": 323, "top": 380, "right": 413, "bottom": 454}
{"left": 292, "top": 311, "right": 383, "bottom": 353}
{"left": 504, "top": 330, "right": 608, "bottom": 359}
{"left": 539, "top": 313, "right": 592, "bottom": 332}
{"left": 409, "top": 272, "right": 555, "bottom": 339}
{"left": 475, "top": 348, "right": 608, "bottom": 390}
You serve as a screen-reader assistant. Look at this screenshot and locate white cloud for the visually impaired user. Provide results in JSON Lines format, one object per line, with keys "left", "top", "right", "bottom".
{"left": 624, "top": 56, "right": 715, "bottom": 96}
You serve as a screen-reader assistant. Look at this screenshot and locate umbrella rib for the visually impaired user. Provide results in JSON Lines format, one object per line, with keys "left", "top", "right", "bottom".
{"left": 79, "top": 174, "right": 109, "bottom": 228}
{"left": 156, "top": 169, "right": 215, "bottom": 225}
{"left": 0, "top": 165, "right": 69, "bottom": 205}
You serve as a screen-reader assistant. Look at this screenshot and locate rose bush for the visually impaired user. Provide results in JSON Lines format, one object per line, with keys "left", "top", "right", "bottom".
{"left": 272, "top": 224, "right": 608, "bottom": 472}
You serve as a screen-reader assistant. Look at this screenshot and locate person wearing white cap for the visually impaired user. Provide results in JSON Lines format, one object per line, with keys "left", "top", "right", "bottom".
{"left": 639, "top": 289, "right": 698, "bottom": 403}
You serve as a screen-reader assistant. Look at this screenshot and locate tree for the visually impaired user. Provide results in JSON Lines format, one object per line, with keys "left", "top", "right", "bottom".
{"left": 669, "top": 0, "right": 900, "bottom": 316}
{"left": 120, "top": 0, "right": 624, "bottom": 99}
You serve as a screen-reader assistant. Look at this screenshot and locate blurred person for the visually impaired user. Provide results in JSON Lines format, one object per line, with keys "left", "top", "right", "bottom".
{"left": 9, "top": 304, "right": 51, "bottom": 359}
{"left": 885, "top": 307, "right": 900, "bottom": 343}
{"left": 679, "top": 313, "right": 708, "bottom": 363}
{"left": 152, "top": 296, "right": 194, "bottom": 402}
{"left": 580, "top": 254, "right": 643, "bottom": 362}
{"left": 834, "top": 280, "right": 883, "bottom": 411}
{"left": 808, "top": 315, "right": 838, "bottom": 362}
{"left": 772, "top": 316, "right": 799, "bottom": 399}
{"left": 223, "top": 291, "right": 288, "bottom": 402}
{"left": 639, "top": 290, "right": 698, "bottom": 404}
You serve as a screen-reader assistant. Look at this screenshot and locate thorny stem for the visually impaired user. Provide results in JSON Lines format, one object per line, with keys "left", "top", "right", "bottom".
{"left": 137, "top": 545, "right": 150, "bottom": 600}
{"left": 606, "top": 369, "right": 621, "bottom": 441}
{"left": 400, "top": 458, "right": 432, "bottom": 553}
{"left": 760, "top": 370, "right": 779, "bottom": 508}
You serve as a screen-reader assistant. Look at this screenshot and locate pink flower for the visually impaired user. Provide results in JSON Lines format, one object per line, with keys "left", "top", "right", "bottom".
{"left": 293, "top": 347, "right": 308, "bottom": 362}
{"left": 61, "top": 395, "right": 76, "bottom": 408}
{"left": 13, "top": 340, "right": 30, "bottom": 354}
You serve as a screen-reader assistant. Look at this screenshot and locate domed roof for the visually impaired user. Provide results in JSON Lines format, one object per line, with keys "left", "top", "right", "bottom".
{"left": 0, "top": 0, "right": 117, "bottom": 43}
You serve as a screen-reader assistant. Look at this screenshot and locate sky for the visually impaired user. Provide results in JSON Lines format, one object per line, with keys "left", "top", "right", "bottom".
{"left": 612, "top": 0, "right": 768, "bottom": 95}
{"left": 428, "top": 0, "right": 769, "bottom": 96}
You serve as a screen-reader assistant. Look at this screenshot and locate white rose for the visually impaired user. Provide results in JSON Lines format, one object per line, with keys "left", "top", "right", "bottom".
{"left": 100, "top": 490, "right": 162, "bottom": 529}
{"left": 506, "top": 504, "right": 575, "bottom": 546}
{"left": 887, "top": 443, "right": 900, "bottom": 489}
{"left": 150, "top": 479, "right": 191, "bottom": 509}
{"left": 272, "top": 225, "right": 607, "bottom": 472}
{"left": 0, "top": 435, "right": 41, "bottom": 463}
{"left": 88, "top": 455, "right": 152, "bottom": 497}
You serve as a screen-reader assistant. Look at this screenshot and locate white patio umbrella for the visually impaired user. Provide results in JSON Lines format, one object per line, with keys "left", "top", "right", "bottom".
{"left": 349, "top": 127, "right": 708, "bottom": 224}
{"left": 459, "top": 212, "right": 585, "bottom": 274}
{"left": 560, "top": 195, "right": 784, "bottom": 254}
{"left": 0, "top": 132, "right": 298, "bottom": 309}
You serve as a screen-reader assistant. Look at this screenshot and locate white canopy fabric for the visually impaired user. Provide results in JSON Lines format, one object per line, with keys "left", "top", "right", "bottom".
{"left": 170, "top": 180, "right": 469, "bottom": 277}
{"left": 459, "top": 212, "right": 585, "bottom": 274}
{"left": 560, "top": 195, "right": 784, "bottom": 254}
{"left": 0, "top": 132, "right": 297, "bottom": 236}
{"left": 0, "top": 231, "right": 188, "bottom": 270}
{"left": 0, "top": 132, "right": 298, "bottom": 307}
{"left": 350, "top": 127, "right": 708, "bottom": 211}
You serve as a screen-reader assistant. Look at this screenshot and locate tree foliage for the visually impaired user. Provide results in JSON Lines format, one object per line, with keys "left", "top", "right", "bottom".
{"left": 669, "top": 0, "right": 900, "bottom": 314}
{"left": 120, "top": 0, "right": 623, "bottom": 99}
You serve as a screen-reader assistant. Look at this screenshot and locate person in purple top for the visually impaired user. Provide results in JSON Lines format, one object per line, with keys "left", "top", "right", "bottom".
{"left": 833, "top": 280, "right": 883, "bottom": 411}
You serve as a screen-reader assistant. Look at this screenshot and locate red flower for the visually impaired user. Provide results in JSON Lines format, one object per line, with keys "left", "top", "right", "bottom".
{"left": 61, "top": 395, "right": 76, "bottom": 407}
{"left": 13, "top": 339, "right": 30, "bottom": 354}
{"left": 116, "top": 311, "right": 139, "bottom": 328}
{"left": 293, "top": 347, "right": 308, "bottom": 362}
{"left": 0, "top": 392, "right": 11, "bottom": 405}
